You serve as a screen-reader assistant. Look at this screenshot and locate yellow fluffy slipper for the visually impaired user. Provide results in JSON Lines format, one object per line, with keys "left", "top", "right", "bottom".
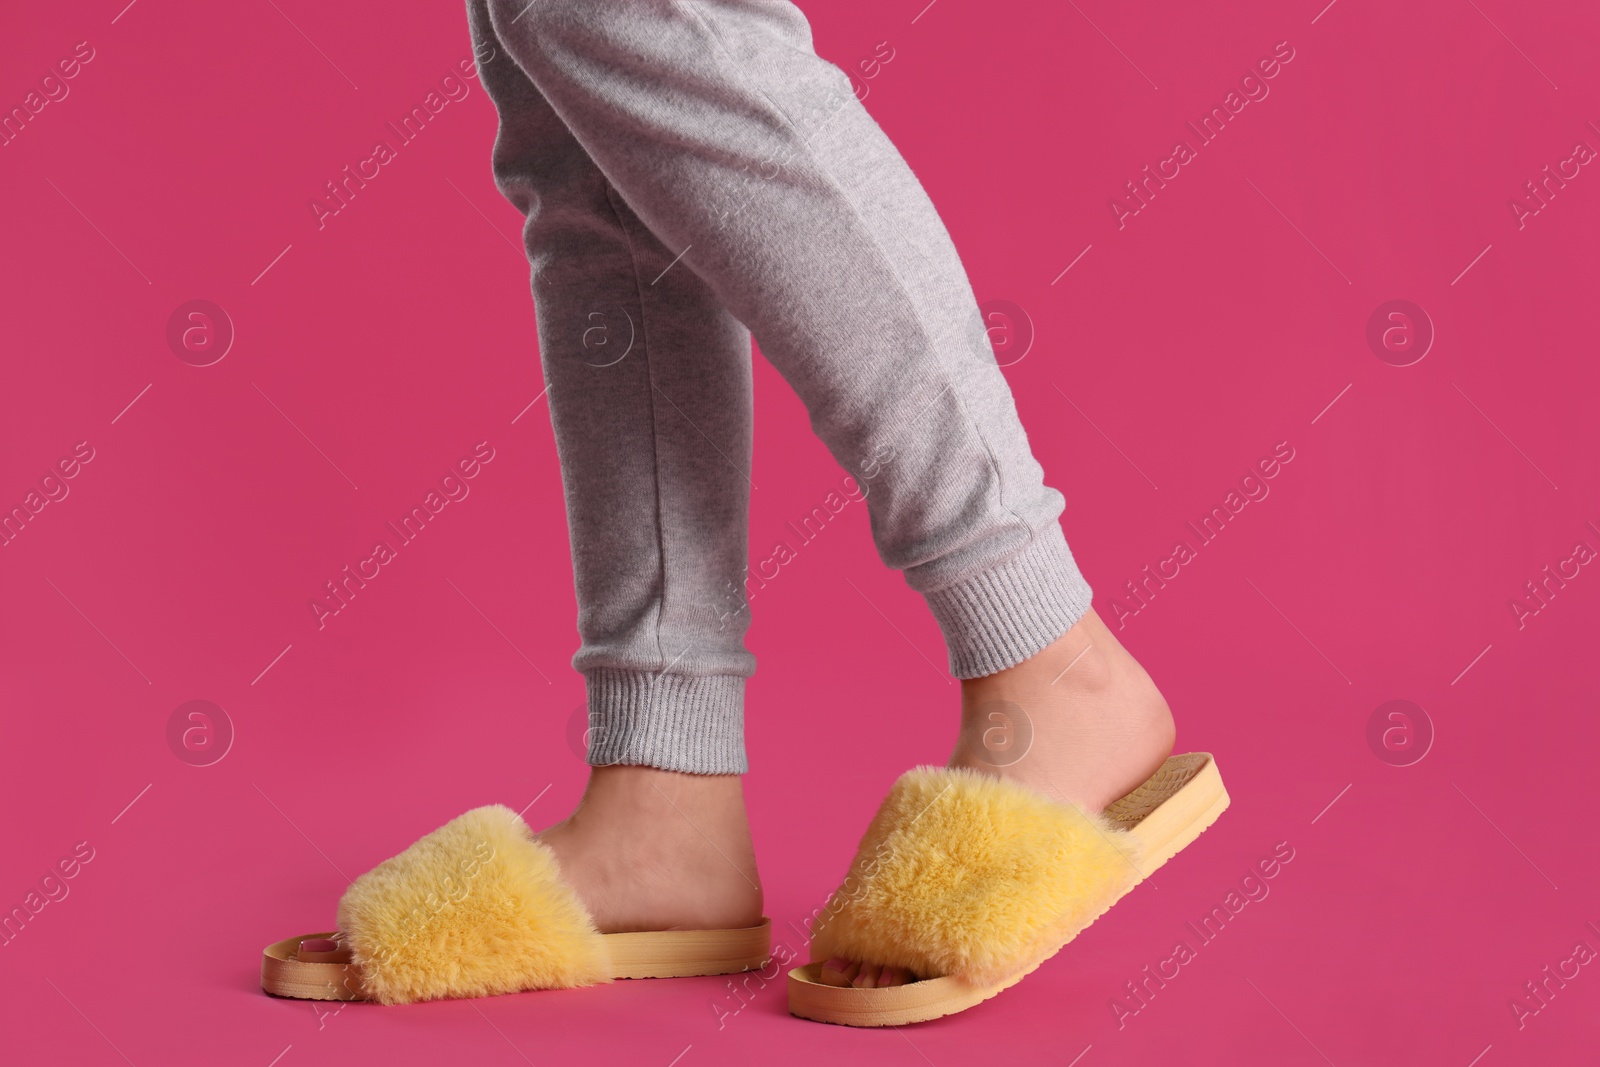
{"left": 787, "top": 753, "right": 1228, "bottom": 1026}
{"left": 260, "top": 804, "right": 771, "bottom": 1004}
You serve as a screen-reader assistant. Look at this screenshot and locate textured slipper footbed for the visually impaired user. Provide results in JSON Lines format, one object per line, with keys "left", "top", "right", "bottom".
{"left": 788, "top": 752, "right": 1228, "bottom": 1027}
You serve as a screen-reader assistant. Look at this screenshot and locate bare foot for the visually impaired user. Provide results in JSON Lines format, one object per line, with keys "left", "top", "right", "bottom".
{"left": 951, "top": 607, "right": 1175, "bottom": 811}
{"left": 536, "top": 765, "right": 764, "bottom": 933}
{"left": 819, "top": 608, "right": 1175, "bottom": 988}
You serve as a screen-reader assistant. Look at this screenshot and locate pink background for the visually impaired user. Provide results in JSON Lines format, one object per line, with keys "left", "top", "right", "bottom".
{"left": 3, "top": 0, "right": 1597, "bottom": 1064}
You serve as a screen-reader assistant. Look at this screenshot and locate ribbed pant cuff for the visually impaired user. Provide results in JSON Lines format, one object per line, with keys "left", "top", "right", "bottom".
{"left": 584, "top": 669, "right": 748, "bottom": 774}
{"left": 923, "top": 523, "right": 1095, "bottom": 679}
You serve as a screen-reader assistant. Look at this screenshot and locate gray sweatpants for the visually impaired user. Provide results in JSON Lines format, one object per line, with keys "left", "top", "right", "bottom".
{"left": 468, "top": 0, "right": 1094, "bottom": 774}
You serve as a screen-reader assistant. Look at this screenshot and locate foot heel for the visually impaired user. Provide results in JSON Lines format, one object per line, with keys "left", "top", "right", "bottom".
{"left": 1123, "top": 755, "right": 1230, "bottom": 874}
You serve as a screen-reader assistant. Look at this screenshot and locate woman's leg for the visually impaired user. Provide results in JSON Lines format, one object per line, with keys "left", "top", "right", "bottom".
{"left": 489, "top": 0, "right": 1093, "bottom": 670}
{"left": 468, "top": 0, "right": 761, "bottom": 932}
{"left": 486, "top": 0, "right": 1174, "bottom": 983}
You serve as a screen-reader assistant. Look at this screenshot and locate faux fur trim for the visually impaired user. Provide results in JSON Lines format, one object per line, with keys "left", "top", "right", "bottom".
{"left": 335, "top": 805, "right": 610, "bottom": 1004}
{"left": 808, "top": 767, "right": 1142, "bottom": 986}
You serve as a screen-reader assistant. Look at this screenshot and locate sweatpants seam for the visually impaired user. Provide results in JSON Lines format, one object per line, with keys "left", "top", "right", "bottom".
{"left": 677, "top": 0, "right": 1034, "bottom": 573}
{"left": 941, "top": 381, "right": 1038, "bottom": 577}
{"left": 681, "top": 0, "right": 808, "bottom": 133}
{"left": 601, "top": 179, "right": 672, "bottom": 676}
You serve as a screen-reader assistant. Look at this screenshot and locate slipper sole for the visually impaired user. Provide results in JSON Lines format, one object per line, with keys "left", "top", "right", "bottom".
{"left": 786, "top": 753, "right": 1228, "bottom": 1026}
{"left": 262, "top": 918, "right": 774, "bottom": 1001}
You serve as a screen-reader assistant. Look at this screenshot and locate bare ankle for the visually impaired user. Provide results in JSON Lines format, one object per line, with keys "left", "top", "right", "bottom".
{"left": 570, "top": 764, "right": 745, "bottom": 815}
{"left": 537, "top": 765, "right": 763, "bottom": 933}
{"left": 951, "top": 610, "right": 1176, "bottom": 811}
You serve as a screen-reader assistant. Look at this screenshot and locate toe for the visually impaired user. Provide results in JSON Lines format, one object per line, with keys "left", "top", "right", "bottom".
{"left": 818, "top": 959, "right": 915, "bottom": 989}
{"left": 818, "top": 958, "right": 859, "bottom": 987}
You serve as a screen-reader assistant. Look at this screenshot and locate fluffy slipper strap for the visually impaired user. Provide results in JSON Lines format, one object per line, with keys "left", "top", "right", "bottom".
{"left": 335, "top": 805, "right": 610, "bottom": 1004}
{"left": 809, "top": 767, "right": 1143, "bottom": 987}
